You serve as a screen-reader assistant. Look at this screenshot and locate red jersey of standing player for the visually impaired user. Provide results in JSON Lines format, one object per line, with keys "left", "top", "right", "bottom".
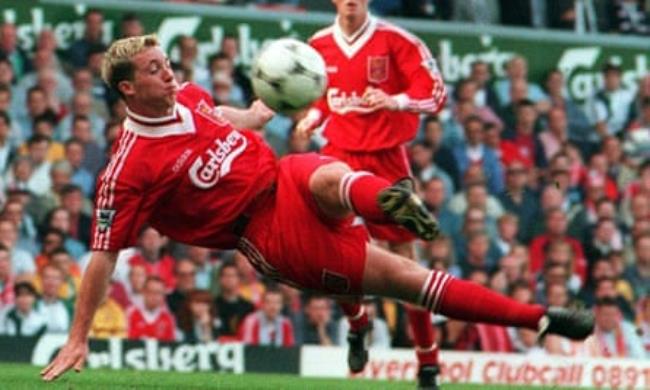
{"left": 91, "top": 82, "right": 277, "bottom": 253}
{"left": 308, "top": 15, "right": 446, "bottom": 152}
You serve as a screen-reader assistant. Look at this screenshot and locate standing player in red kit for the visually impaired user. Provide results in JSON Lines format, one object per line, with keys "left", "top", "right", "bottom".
{"left": 296, "top": 1, "right": 446, "bottom": 386}
{"left": 42, "top": 35, "right": 594, "bottom": 385}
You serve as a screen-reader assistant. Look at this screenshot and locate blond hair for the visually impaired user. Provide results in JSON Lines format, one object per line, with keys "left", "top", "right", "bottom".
{"left": 101, "top": 34, "right": 159, "bottom": 95}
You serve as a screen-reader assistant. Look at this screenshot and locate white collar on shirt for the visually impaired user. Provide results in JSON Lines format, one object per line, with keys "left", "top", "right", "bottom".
{"left": 124, "top": 103, "right": 196, "bottom": 138}
{"left": 333, "top": 14, "right": 378, "bottom": 58}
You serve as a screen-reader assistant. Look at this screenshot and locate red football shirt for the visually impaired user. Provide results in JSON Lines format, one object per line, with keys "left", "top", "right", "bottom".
{"left": 309, "top": 16, "right": 446, "bottom": 152}
{"left": 90, "top": 83, "right": 277, "bottom": 252}
{"left": 127, "top": 305, "right": 176, "bottom": 341}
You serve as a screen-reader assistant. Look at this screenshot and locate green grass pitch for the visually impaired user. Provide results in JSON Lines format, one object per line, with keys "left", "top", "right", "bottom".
{"left": 1, "top": 363, "right": 591, "bottom": 389}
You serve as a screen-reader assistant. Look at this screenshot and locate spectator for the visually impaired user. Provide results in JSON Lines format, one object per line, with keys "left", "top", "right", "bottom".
{"left": 623, "top": 233, "right": 650, "bottom": 300}
{"left": 497, "top": 159, "right": 539, "bottom": 242}
{"left": 585, "top": 218, "right": 623, "bottom": 263}
{"left": 185, "top": 245, "right": 218, "bottom": 292}
{"left": 166, "top": 259, "right": 196, "bottom": 319}
{"left": 588, "top": 63, "right": 635, "bottom": 140}
{"left": 0, "top": 281, "right": 46, "bottom": 336}
{"left": 494, "top": 213, "right": 519, "bottom": 258}
{"left": 23, "top": 134, "right": 52, "bottom": 196}
{"left": 34, "top": 264, "right": 72, "bottom": 334}
{"left": 119, "top": 13, "right": 144, "bottom": 39}
{"left": 468, "top": 60, "right": 500, "bottom": 110}
{"left": 177, "top": 35, "right": 210, "bottom": 91}
{"left": 64, "top": 138, "right": 95, "bottom": 196}
{"left": 544, "top": 70, "right": 592, "bottom": 148}
{"left": 529, "top": 207, "right": 587, "bottom": 282}
{"left": 127, "top": 276, "right": 176, "bottom": 341}
{"left": 421, "top": 177, "right": 460, "bottom": 237}
{"left": 531, "top": 184, "right": 589, "bottom": 243}
{"left": 448, "top": 182, "right": 503, "bottom": 234}
{"left": 43, "top": 207, "right": 87, "bottom": 260}
{"left": 601, "top": 136, "right": 632, "bottom": 190}
{"left": 233, "top": 251, "right": 265, "bottom": 307}
{"left": 0, "top": 218, "right": 35, "bottom": 278}
{"left": 452, "top": 115, "right": 504, "bottom": 194}
{"left": 497, "top": 254, "right": 528, "bottom": 288}
{"left": 538, "top": 108, "right": 569, "bottom": 162}
{"left": 494, "top": 56, "right": 547, "bottom": 108}
{"left": 214, "top": 262, "right": 254, "bottom": 336}
{"left": 546, "top": 282, "right": 571, "bottom": 308}
{"left": 67, "top": 9, "right": 106, "bottom": 68}
{"left": 0, "top": 244, "right": 14, "bottom": 307}
{"left": 586, "top": 297, "right": 646, "bottom": 358}
{"left": 208, "top": 53, "right": 242, "bottom": 101}
{"left": 128, "top": 226, "right": 176, "bottom": 291}
{"left": 0, "top": 110, "right": 16, "bottom": 174}
{"left": 452, "top": 78, "right": 504, "bottom": 133}
{"left": 240, "top": 288, "right": 295, "bottom": 347}
{"left": 69, "top": 115, "right": 105, "bottom": 176}
{"left": 33, "top": 228, "right": 66, "bottom": 272}
{"left": 177, "top": 289, "right": 221, "bottom": 343}
{"left": 423, "top": 235, "right": 460, "bottom": 276}
{"left": 59, "top": 92, "right": 106, "bottom": 148}
{"left": 59, "top": 184, "right": 92, "bottom": 247}
{"left": 2, "top": 199, "right": 38, "bottom": 256}
{"left": 89, "top": 288, "right": 126, "bottom": 339}
{"left": 409, "top": 141, "right": 454, "bottom": 196}
{"left": 502, "top": 99, "right": 547, "bottom": 169}
{"left": 421, "top": 116, "right": 461, "bottom": 189}
{"left": 593, "top": 277, "right": 635, "bottom": 321}
{"left": 458, "top": 230, "right": 500, "bottom": 277}
{"left": 218, "top": 35, "right": 253, "bottom": 103}
{"left": 301, "top": 295, "right": 337, "bottom": 346}
{"left": 125, "top": 263, "right": 146, "bottom": 308}
{"left": 0, "top": 23, "right": 31, "bottom": 79}
{"left": 33, "top": 247, "right": 81, "bottom": 303}
{"left": 15, "top": 87, "right": 57, "bottom": 145}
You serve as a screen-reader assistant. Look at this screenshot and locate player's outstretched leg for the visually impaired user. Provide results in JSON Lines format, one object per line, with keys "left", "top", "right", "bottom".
{"left": 361, "top": 245, "right": 595, "bottom": 342}
{"left": 337, "top": 298, "right": 372, "bottom": 373}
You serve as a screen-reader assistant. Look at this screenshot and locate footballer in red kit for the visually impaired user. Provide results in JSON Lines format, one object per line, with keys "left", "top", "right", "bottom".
{"left": 43, "top": 34, "right": 594, "bottom": 386}
{"left": 296, "top": 0, "right": 447, "bottom": 382}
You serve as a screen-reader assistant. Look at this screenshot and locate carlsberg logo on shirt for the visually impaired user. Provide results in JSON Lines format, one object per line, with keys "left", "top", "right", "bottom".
{"left": 188, "top": 130, "right": 248, "bottom": 189}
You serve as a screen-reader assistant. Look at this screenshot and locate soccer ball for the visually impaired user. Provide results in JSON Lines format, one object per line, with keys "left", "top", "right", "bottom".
{"left": 251, "top": 38, "right": 327, "bottom": 115}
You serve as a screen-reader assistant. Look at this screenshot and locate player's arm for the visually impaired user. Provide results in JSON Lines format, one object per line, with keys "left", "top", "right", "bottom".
{"left": 296, "top": 39, "right": 332, "bottom": 138}
{"left": 365, "top": 31, "right": 447, "bottom": 114}
{"left": 295, "top": 95, "right": 331, "bottom": 137}
{"left": 218, "top": 100, "right": 275, "bottom": 131}
{"left": 41, "top": 250, "right": 118, "bottom": 381}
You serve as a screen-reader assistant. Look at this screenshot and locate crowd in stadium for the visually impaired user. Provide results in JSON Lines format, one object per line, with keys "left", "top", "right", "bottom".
{"left": 0, "top": 7, "right": 649, "bottom": 361}
{"left": 180, "top": 0, "right": 650, "bottom": 35}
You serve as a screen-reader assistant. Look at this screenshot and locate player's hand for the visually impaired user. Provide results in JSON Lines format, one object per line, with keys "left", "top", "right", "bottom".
{"left": 247, "top": 99, "right": 275, "bottom": 129}
{"left": 363, "top": 87, "right": 398, "bottom": 111}
{"left": 40, "top": 340, "right": 89, "bottom": 382}
{"left": 295, "top": 114, "right": 319, "bottom": 138}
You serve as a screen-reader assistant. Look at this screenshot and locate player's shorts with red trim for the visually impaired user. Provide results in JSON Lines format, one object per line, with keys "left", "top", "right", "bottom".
{"left": 321, "top": 143, "right": 415, "bottom": 243}
{"left": 238, "top": 153, "right": 369, "bottom": 295}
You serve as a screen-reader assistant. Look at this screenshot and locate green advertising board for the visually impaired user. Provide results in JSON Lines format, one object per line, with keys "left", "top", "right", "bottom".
{"left": 3, "top": 0, "right": 650, "bottom": 101}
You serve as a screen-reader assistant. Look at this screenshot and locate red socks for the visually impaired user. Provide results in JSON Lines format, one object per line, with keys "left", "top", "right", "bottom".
{"left": 420, "top": 271, "right": 545, "bottom": 330}
{"left": 406, "top": 306, "right": 438, "bottom": 366}
{"left": 339, "top": 172, "right": 391, "bottom": 223}
{"left": 339, "top": 302, "right": 369, "bottom": 332}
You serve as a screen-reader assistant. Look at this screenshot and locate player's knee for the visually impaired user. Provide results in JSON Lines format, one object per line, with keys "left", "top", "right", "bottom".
{"left": 309, "top": 162, "right": 351, "bottom": 200}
